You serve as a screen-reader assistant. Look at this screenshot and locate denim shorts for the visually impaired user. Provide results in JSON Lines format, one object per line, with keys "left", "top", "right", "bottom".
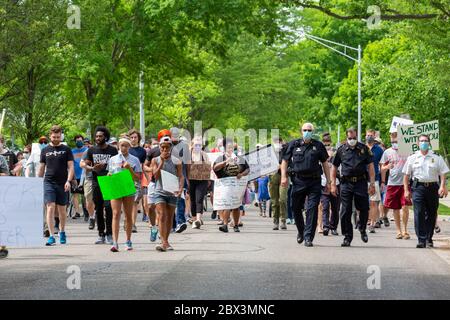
{"left": 153, "top": 192, "right": 178, "bottom": 207}
{"left": 44, "top": 180, "right": 69, "bottom": 206}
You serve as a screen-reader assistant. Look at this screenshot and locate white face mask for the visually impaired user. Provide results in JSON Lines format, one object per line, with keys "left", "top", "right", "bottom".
{"left": 347, "top": 138, "right": 357, "bottom": 147}
{"left": 391, "top": 143, "right": 398, "bottom": 150}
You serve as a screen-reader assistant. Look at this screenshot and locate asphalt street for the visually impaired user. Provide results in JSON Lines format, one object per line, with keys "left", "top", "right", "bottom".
{"left": 1, "top": 206, "right": 449, "bottom": 300}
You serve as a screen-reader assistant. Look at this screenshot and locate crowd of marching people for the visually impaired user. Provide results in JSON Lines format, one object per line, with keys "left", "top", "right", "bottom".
{"left": 0, "top": 120, "right": 448, "bottom": 258}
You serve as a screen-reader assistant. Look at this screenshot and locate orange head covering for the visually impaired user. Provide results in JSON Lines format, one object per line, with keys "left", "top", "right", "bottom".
{"left": 157, "top": 129, "right": 171, "bottom": 142}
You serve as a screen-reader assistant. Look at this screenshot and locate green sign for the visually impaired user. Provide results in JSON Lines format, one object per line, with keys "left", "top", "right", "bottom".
{"left": 98, "top": 169, "right": 136, "bottom": 200}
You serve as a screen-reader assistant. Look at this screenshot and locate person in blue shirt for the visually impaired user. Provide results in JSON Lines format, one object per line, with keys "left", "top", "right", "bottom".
{"left": 72, "top": 134, "right": 89, "bottom": 219}
{"left": 366, "top": 129, "right": 384, "bottom": 233}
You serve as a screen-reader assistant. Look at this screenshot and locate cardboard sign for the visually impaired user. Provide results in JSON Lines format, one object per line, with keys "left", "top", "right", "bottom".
{"left": 213, "top": 177, "right": 248, "bottom": 210}
{"left": 389, "top": 116, "right": 414, "bottom": 133}
{"left": 243, "top": 144, "right": 279, "bottom": 181}
{"left": 98, "top": 169, "right": 136, "bottom": 200}
{"left": 189, "top": 163, "right": 212, "bottom": 180}
{"left": 0, "top": 177, "right": 43, "bottom": 247}
{"left": 397, "top": 120, "right": 439, "bottom": 155}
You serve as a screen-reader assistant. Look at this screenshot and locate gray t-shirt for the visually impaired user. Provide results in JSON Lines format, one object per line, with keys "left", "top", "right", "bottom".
{"left": 379, "top": 148, "right": 408, "bottom": 186}
{"left": 155, "top": 155, "right": 181, "bottom": 196}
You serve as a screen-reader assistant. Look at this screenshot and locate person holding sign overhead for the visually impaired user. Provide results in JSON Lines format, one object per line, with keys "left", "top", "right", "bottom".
{"left": 402, "top": 134, "right": 449, "bottom": 248}
{"left": 150, "top": 136, "right": 184, "bottom": 252}
{"left": 107, "top": 136, "right": 142, "bottom": 252}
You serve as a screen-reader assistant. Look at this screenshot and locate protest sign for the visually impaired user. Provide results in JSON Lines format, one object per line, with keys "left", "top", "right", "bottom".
{"left": 389, "top": 116, "right": 414, "bottom": 133}
{"left": 189, "top": 162, "right": 211, "bottom": 181}
{"left": 397, "top": 120, "right": 439, "bottom": 155}
{"left": 161, "top": 170, "right": 179, "bottom": 194}
{"left": 244, "top": 144, "right": 279, "bottom": 181}
{"left": 213, "top": 176, "right": 248, "bottom": 210}
{"left": 0, "top": 177, "right": 43, "bottom": 247}
{"left": 98, "top": 169, "right": 136, "bottom": 200}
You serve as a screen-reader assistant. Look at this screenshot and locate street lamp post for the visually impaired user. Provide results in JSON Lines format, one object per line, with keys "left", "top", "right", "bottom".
{"left": 304, "top": 33, "right": 362, "bottom": 141}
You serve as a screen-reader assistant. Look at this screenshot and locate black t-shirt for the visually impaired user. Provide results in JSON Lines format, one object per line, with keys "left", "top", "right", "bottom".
{"left": 1, "top": 149, "right": 18, "bottom": 172}
{"left": 146, "top": 147, "right": 161, "bottom": 182}
{"left": 86, "top": 145, "right": 118, "bottom": 185}
{"left": 213, "top": 154, "right": 249, "bottom": 179}
{"left": 40, "top": 144, "right": 74, "bottom": 184}
{"left": 130, "top": 146, "right": 146, "bottom": 164}
{"left": 146, "top": 147, "right": 161, "bottom": 163}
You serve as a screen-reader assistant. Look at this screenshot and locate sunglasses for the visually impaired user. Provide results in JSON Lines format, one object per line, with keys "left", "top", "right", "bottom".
{"left": 348, "top": 138, "right": 357, "bottom": 140}
{"left": 302, "top": 129, "right": 312, "bottom": 132}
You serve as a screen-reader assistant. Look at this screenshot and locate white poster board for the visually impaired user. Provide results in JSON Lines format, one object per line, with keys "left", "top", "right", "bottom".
{"left": 0, "top": 177, "right": 43, "bottom": 247}
{"left": 213, "top": 177, "right": 248, "bottom": 210}
{"left": 244, "top": 144, "right": 279, "bottom": 181}
{"left": 161, "top": 170, "right": 179, "bottom": 194}
{"left": 389, "top": 116, "right": 414, "bottom": 133}
{"left": 397, "top": 120, "right": 439, "bottom": 156}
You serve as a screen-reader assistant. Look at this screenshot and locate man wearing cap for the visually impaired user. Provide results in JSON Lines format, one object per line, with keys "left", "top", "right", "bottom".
{"left": 170, "top": 127, "right": 191, "bottom": 233}
{"left": 109, "top": 137, "right": 118, "bottom": 150}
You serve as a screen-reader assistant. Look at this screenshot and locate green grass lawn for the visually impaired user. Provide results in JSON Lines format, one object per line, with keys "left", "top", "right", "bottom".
{"left": 438, "top": 203, "right": 450, "bottom": 216}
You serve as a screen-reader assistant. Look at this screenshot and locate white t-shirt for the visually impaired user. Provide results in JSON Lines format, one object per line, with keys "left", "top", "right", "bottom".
{"left": 380, "top": 148, "right": 408, "bottom": 186}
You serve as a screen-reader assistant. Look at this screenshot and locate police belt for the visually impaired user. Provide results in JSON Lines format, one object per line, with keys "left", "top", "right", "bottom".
{"left": 341, "top": 175, "right": 367, "bottom": 183}
{"left": 416, "top": 181, "right": 438, "bottom": 187}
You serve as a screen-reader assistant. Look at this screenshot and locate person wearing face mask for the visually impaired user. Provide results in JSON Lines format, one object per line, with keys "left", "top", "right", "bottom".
{"left": 71, "top": 135, "right": 89, "bottom": 220}
{"left": 380, "top": 132, "right": 412, "bottom": 240}
{"left": 0, "top": 134, "right": 18, "bottom": 175}
{"left": 188, "top": 137, "right": 210, "bottom": 229}
{"left": 281, "top": 123, "right": 331, "bottom": 247}
{"left": 403, "top": 134, "right": 449, "bottom": 248}
{"left": 365, "top": 129, "right": 384, "bottom": 233}
{"left": 213, "top": 139, "right": 250, "bottom": 233}
{"left": 331, "top": 127, "right": 376, "bottom": 247}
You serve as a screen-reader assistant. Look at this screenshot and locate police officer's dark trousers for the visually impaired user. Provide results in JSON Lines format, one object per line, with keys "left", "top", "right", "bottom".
{"left": 412, "top": 183, "right": 439, "bottom": 244}
{"left": 339, "top": 180, "right": 369, "bottom": 242}
{"left": 292, "top": 178, "right": 322, "bottom": 242}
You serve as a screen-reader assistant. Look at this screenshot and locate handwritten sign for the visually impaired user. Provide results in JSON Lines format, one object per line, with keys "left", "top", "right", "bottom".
{"left": 0, "top": 177, "right": 43, "bottom": 247}
{"left": 243, "top": 144, "right": 279, "bottom": 181}
{"left": 213, "top": 177, "right": 248, "bottom": 210}
{"left": 189, "top": 163, "right": 211, "bottom": 181}
{"left": 398, "top": 120, "right": 439, "bottom": 155}
{"left": 389, "top": 116, "right": 413, "bottom": 133}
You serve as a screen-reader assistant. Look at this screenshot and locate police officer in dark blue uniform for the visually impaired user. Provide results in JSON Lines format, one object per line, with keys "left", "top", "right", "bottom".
{"left": 331, "top": 128, "right": 376, "bottom": 247}
{"left": 281, "top": 123, "right": 330, "bottom": 247}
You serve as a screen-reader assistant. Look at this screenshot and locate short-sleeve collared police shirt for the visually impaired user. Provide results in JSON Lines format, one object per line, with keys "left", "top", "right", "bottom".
{"left": 282, "top": 138, "right": 328, "bottom": 175}
{"left": 402, "top": 151, "right": 449, "bottom": 183}
{"left": 332, "top": 142, "right": 374, "bottom": 177}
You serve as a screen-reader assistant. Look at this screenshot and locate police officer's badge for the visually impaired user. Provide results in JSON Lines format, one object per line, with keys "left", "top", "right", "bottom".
{"left": 313, "top": 146, "right": 317, "bottom": 151}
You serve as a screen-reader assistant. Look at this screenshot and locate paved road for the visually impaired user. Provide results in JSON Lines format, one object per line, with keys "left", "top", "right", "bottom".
{"left": 1, "top": 207, "right": 449, "bottom": 300}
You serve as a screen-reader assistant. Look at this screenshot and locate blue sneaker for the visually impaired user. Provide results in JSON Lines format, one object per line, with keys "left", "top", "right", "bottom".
{"left": 125, "top": 240, "right": 133, "bottom": 251}
{"left": 46, "top": 236, "right": 56, "bottom": 246}
{"left": 150, "top": 227, "right": 158, "bottom": 242}
{"left": 59, "top": 232, "right": 67, "bottom": 244}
